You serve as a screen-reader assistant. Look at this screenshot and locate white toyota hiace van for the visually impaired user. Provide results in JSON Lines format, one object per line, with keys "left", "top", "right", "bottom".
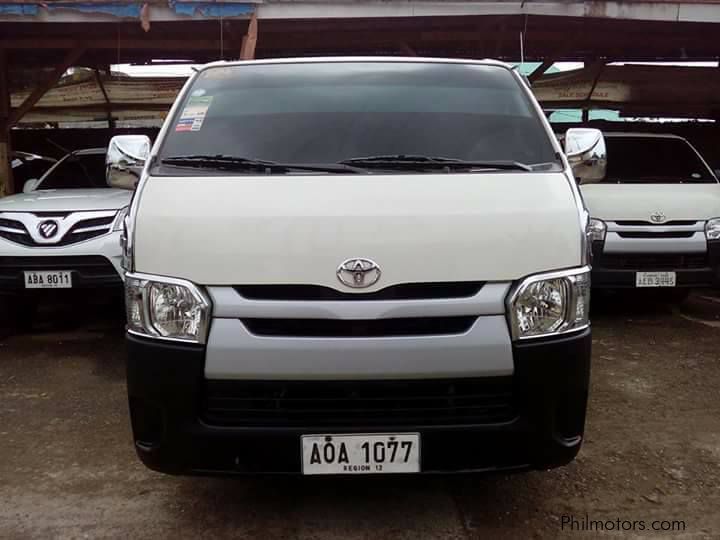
{"left": 581, "top": 133, "right": 720, "bottom": 292}
{"left": 110, "top": 58, "right": 605, "bottom": 476}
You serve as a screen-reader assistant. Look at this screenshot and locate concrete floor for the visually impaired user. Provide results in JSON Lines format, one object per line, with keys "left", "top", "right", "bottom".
{"left": 1, "top": 294, "right": 720, "bottom": 539}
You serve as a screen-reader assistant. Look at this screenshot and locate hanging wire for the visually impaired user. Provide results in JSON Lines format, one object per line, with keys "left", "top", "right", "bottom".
{"left": 519, "top": 32, "right": 524, "bottom": 64}
{"left": 219, "top": 15, "right": 224, "bottom": 60}
{"left": 116, "top": 24, "right": 121, "bottom": 65}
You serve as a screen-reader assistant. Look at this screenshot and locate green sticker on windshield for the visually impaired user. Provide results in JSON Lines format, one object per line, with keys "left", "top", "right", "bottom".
{"left": 175, "top": 95, "right": 213, "bottom": 132}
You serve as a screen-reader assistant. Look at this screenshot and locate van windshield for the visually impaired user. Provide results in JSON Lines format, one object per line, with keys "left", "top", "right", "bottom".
{"left": 603, "top": 136, "right": 716, "bottom": 184}
{"left": 155, "top": 61, "right": 560, "bottom": 175}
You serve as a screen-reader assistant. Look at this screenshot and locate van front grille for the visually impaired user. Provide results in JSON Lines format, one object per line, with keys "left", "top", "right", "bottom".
{"left": 202, "top": 378, "right": 518, "bottom": 427}
{"left": 234, "top": 282, "right": 484, "bottom": 301}
{"left": 616, "top": 231, "right": 695, "bottom": 239}
{"left": 614, "top": 220, "right": 698, "bottom": 227}
{"left": 240, "top": 316, "right": 477, "bottom": 338}
{"left": 596, "top": 253, "right": 707, "bottom": 270}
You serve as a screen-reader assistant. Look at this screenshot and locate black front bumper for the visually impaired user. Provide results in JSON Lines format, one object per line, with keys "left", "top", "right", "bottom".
{"left": 0, "top": 255, "right": 122, "bottom": 293}
{"left": 591, "top": 241, "right": 720, "bottom": 289}
{"left": 126, "top": 328, "right": 592, "bottom": 476}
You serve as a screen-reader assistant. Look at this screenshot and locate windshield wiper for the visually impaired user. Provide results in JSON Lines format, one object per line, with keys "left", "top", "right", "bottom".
{"left": 161, "top": 155, "right": 368, "bottom": 174}
{"left": 338, "top": 154, "right": 532, "bottom": 171}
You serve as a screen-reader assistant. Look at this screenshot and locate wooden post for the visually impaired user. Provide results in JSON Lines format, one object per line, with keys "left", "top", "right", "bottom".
{"left": 240, "top": 13, "right": 258, "bottom": 60}
{"left": 94, "top": 68, "right": 115, "bottom": 130}
{"left": 0, "top": 48, "right": 13, "bottom": 197}
{"left": 583, "top": 60, "right": 607, "bottom": 124}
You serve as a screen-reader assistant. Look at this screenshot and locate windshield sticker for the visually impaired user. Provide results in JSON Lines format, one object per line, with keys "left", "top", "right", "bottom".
{"left": 191, "top": 88, "right": 206, "bottom": 97}
{"left": 175, "top": 95, "right": 213, "bottom": 132}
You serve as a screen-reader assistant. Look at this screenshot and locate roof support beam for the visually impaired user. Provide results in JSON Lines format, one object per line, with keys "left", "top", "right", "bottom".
{"left": 9, "top": 45, "right": 86, "bottom": 126}
{"left": 94, "top": 68, "right": 114, "bottom": 130}
{"left": 240, "top": 13, "right": 258, "bottom": 60}
{"left": 528, "top": 59, "right": 554, "bottom": 83}
{"left": 584, "top": 60, "right": 608, "bottom": 103}
{"left": 0, "top": 48, "right": 13, "bottom": 197}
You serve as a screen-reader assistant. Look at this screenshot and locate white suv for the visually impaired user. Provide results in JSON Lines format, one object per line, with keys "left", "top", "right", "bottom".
{"left": 0, "top": 148, "right": 130, "bottom": 329}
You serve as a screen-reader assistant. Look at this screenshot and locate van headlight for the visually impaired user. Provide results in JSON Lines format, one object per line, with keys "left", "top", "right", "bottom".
{"left": 125, "top": 273, "right": 211, "bottom": 343}
{"left": 706, "top": 218, "right": 720, "bottom": 240}
{"left": 587, "top": 218, "right": 606, "bottom": 243}
{"left": 508, "top": 267, "right": 591, "bottom": 340}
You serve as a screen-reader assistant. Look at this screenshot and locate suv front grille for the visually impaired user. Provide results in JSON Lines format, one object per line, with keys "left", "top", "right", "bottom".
{"left": 0, "top": 255, "right": 121, "bottom": 288}
{"left": 0, "top": 214, "right": 115, "bottom": 247}
{"left": 0, "top": 217, "right": 32, "bottom": 246}
{"left": 55, "top": 215, "right": 115, "bottom": 246}
{"left": 234, "top": 282, "right": 485, "bottom": 301}
{"left": 202, "top": 378, "right": 517, "bottom": 427}
{"left": 241, "top": 316, "right": 477, "bottom": 337}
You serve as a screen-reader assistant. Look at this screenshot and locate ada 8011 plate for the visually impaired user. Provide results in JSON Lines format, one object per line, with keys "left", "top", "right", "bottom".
{"left": 301, "top": 433, "right": 420, "bottom": 475}
{"left": 24, "top": 270, "right": 72, "bottom": 289}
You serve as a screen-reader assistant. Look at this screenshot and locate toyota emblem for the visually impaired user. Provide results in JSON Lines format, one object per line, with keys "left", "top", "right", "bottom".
{"left": 649, "top": 212, "right": 666, "bottom": 224}
{"left": 337, "top": 258, "right": 381, "bottom": 288}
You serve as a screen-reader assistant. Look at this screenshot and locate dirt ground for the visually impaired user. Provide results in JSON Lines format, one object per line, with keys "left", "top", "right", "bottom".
{"left": 1, "top": 293, "right": 719, "bottom": 539}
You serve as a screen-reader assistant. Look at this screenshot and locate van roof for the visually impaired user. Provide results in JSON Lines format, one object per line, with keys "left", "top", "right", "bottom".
{"left": 602, "top": 132, "right": 688, "bottom": 141}
{"left": 197, "top": 56, "right": 514, "bottom": 74}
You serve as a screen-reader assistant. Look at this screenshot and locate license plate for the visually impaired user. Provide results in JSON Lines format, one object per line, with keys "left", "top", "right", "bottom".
{"left": 302, "top": 433, "right": 420, "bottom": 475}
{"left": 24, "top": 270, "right": 72, "bottom": 289}
{"left": 636, "top": 271, "right": 676, "bottom": 288}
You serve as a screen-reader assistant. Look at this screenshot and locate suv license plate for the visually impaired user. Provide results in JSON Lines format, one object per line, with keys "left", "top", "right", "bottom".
{"left": 302, "top": 433, "right": 420, "bottom": 475}
{"left": 636, "top": 271, "right": 676, "bottom": 288}
{"left": 24, "top": 270, "right": 72, "bottom": 289}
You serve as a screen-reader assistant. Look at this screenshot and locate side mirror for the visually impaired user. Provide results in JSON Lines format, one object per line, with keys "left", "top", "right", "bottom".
{"left": 23, "top": 179, "right": 40, "bottom": 193}
{"left": 106, "top": 135, "right": 151, "bottom": 190}
{"left": 564, "top": 128, "right": 607, "bottom": 183}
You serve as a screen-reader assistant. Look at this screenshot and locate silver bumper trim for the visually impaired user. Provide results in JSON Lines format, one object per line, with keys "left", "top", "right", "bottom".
{"left": 603, "top": 232, "right": 707, "bottom": 254}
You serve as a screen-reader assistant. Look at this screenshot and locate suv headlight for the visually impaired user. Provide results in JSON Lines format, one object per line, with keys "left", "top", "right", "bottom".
{"left": 587, "top": 218, "right": 606, "bottom": 243}
{"left": 125, "top": 273, "right": 211, "bottom": 343}
{"left": 112, "top": 206, "right": 129, "bottom": 231}
{"left": 508, "top": 267, "right": 591, "bottom": 340}
{"left": 706, "top": 218, "right": 720, "bottom": 240}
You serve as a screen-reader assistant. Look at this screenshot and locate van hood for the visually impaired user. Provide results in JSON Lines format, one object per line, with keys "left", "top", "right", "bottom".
{"left": 0, "top": 188, "right": 131, "bottom": 212}
{"left": 134, "top": 174, "right": 583, "bottom": 288}
{"left": 581, "top": 183, "right": 720, "bottom": 222}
